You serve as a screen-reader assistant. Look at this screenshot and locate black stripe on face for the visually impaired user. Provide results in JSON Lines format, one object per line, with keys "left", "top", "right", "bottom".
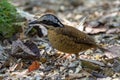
{"left": 29, "top": 20, "right": 39, "bottom": 25}
{"left": 39, "top": 14, "right": 64, "bottom": 28}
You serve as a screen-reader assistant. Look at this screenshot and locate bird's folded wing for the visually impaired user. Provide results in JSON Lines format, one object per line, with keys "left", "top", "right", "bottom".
{"left": 56, "top": 26, "right": 97, "bottom": 45}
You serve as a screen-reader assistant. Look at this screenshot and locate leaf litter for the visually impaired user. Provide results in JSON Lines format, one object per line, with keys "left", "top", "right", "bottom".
{"left": 0, "top": 0, "right": 120, "bottom": 80}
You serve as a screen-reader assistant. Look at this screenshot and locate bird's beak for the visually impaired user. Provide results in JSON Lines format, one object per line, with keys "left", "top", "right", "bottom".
{"left": 29, "top": 20, "right": 40, "bottom": 25}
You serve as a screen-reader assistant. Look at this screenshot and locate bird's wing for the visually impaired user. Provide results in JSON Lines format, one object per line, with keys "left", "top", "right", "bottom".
{"left": 56, "top": 26, "right": 97, "bottom": 45}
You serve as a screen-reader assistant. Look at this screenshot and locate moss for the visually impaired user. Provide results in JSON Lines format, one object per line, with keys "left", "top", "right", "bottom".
{"left": 0, "top": 0, "right": 22, "bottom": 39}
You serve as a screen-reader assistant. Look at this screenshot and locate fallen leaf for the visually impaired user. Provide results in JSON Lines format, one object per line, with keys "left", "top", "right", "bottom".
{"left": 105, "top": 45, "right": 120, "bottom": 58}
{"left": 24, "top": 40, "right": 40, "bottom": 57}
{"left": 11, "top": 39, "right": 36, "bottom": 56}
{"left": 112, "top": 59, "right": 120, "bottom": 72}
{"left": 85, "top": 25, "right": 108, "bottom": 34}
{"left": 11, "top": 69, "right": 28, "bottom": 78}
{"left": 66, "top": 70, "right": 91, "bottom": 79}
{"left": 28, "top": 61, "right": 40, "bottom": 72}
{"left": 106, "top": 28, "right": 120, "bottom": 34}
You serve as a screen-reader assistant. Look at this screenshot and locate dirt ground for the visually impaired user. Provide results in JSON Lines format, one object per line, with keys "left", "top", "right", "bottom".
{"left": 0, "top": 0, "right": 120, "bottom": 80}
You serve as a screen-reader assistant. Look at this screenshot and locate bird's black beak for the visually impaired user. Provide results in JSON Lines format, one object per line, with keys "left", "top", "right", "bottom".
{"left": 29, "top": 20, "right": 40, "bottom": 25}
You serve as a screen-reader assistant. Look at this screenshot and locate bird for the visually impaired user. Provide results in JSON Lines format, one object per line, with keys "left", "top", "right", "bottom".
{"left": 27, "top": 14, "right": 106, "bottom": 54}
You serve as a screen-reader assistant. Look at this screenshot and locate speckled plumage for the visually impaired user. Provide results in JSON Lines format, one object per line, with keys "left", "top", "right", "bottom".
{"left": 48, "top": 25, "right": 98, "bottom": 54}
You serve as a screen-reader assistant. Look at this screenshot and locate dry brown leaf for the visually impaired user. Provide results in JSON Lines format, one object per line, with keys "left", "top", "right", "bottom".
{"left": 85, "top": 26, "right": 108, "bottom": 34}
{"left": 105, "top": 45, "right": 120, "bottom": 58}
{"left": 66, "top": 70, "right": 91, "bottom": 79}
{"left": 24, "top": 40, "right": 40, "bottom": 57}
{"left": 106, "top": 28, "right": 120, "bottom": 34}
{"left": 28, "top": 61, "right": 40, "bottom": 72}
{"left": 0, "top": 76, "right": 3, "bottom": 80}
{"left": 11, "top": 39, "right": 36, "bottom": 56}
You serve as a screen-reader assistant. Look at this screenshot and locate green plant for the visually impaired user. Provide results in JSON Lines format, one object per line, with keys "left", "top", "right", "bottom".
{"left": 0, "top": 0, "right": 22, "bottom": 39}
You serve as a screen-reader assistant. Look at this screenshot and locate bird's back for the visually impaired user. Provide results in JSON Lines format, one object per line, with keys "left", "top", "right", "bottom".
{"left": 48, "top": 25, "right": 98, "bottom": 53}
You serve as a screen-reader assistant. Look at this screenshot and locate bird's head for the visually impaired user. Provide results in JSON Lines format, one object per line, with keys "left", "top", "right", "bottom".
{"left": 25, "top": 14, "right": 64, "bottom": 36}
{"left": 29, "top": 14, "right": 64, "bottom": 29}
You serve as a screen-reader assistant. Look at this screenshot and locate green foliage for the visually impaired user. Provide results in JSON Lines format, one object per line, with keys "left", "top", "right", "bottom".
{"left": 0, "top": 0, "right": 21, "bottom": 39}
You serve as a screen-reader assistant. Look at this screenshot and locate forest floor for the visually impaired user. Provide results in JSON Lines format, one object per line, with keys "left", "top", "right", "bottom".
{"left": 0, "top": 0, "right": 120, "bottom": 80}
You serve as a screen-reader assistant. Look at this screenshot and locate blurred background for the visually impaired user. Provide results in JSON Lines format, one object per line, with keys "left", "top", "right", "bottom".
{"left": 11, "top": 0, "right": 120, "bottom": 19}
